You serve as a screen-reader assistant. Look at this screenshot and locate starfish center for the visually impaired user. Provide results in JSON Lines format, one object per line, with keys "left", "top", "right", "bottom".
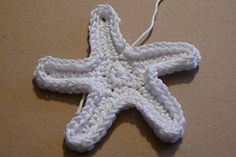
{"left": 95, "top": 59, "right": 133, "bottom": 90}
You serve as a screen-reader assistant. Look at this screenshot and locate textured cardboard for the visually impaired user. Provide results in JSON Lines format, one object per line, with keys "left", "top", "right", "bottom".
{"left": 0, "top": 0, "right": 236, "bottom": 156}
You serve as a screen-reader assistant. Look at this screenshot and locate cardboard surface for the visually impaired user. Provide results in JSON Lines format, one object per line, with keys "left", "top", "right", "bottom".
{"left": 0, "top": 0, "right": 236, "bottom": 156}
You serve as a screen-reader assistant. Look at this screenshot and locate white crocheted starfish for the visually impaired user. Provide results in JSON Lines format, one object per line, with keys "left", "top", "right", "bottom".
{"left": 34, "top": 4, "right": 201, "bottom": 152}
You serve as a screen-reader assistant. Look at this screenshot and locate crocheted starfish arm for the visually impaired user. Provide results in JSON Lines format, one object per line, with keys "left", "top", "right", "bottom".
{"left": 123, "top": 42, "right": 201, "bottom": 76}
{"left": 89, "top": 4, "right": 127, "bottom": 55}
{"left": 115, "top": 89, "right": 185, "bottom": 143}
{"left": 65, "top": 89, "right": 118, "bottom": 152}
{"left": 33, "top": 56, "right": 100, "bottom": 94}
{"left": 145, "top": 63, "right": 186, "bottom": 141}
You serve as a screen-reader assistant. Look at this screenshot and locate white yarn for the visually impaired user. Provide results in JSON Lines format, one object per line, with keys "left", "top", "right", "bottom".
{"left": 132, "top": 0, "right": 162, "bottom": 46}
{"left": 33, "top": 3, "right": 201, "bottom": 152}
{"left": 76, "top": 94, "right": 86, "bottom": 115}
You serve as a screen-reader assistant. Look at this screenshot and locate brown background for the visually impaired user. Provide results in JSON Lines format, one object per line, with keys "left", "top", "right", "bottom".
{"left": 0, "top": 0, "right": 236, "bottom": 157}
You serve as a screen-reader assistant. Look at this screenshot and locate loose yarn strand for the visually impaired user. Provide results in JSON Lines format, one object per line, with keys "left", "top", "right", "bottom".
{"left": 76, "top": 94, "right": 86, "bottom": 115}
{"left": 132, "top": 0, "right": 162, "bottom": 46}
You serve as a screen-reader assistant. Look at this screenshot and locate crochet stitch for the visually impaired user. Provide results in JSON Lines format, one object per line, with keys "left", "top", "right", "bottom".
{"left": 33, "top": 4, "right": 201, "bottom": 152}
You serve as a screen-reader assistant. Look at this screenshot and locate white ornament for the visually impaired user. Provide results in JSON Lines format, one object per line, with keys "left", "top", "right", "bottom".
{"left": 34, "top": 4, "right": 201, "bottom": 152}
